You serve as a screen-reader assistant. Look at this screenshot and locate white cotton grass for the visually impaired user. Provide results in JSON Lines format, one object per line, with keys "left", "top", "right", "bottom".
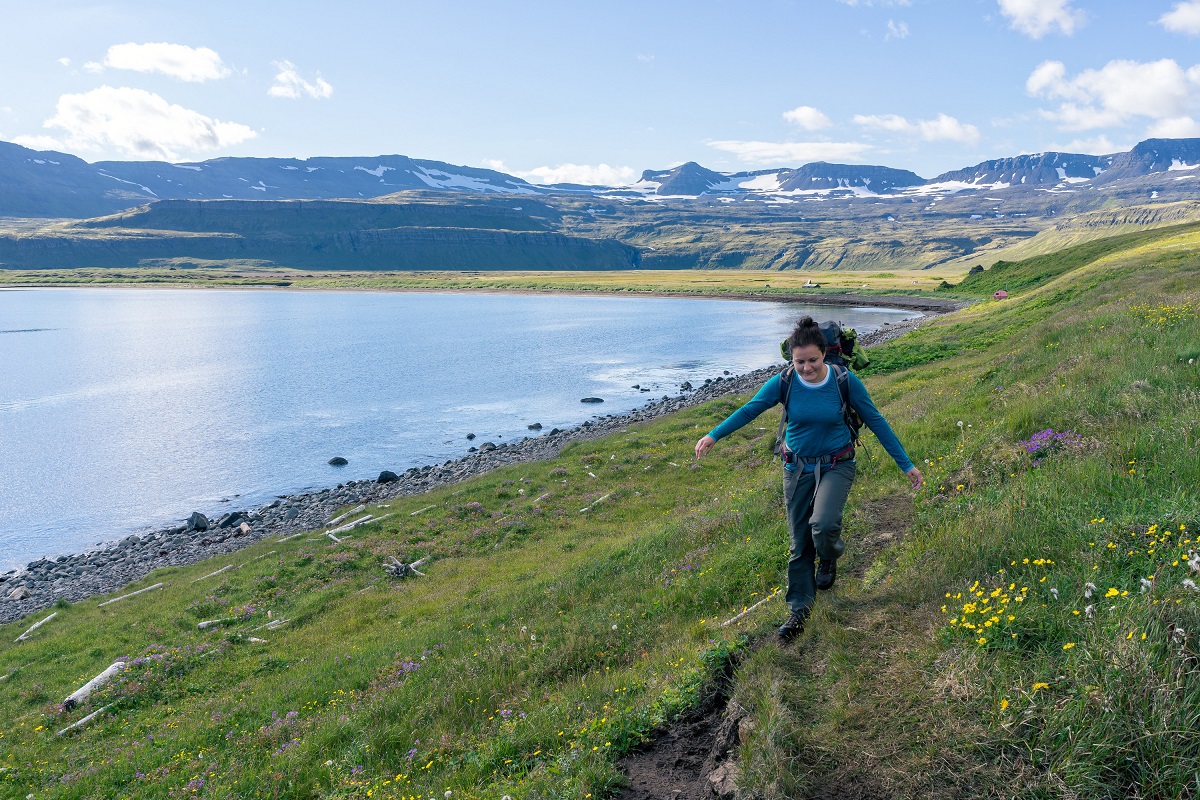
{"left": 1084, "top": 582, "right": 1097, "bottom": 599}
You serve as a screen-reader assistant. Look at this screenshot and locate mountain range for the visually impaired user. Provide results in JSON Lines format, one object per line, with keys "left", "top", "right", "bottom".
{"left": 5, "top": 137, "right": 1200, "bottom": 219}
{"left": 5, "top": 138, "right": 1200, "bottom": 273}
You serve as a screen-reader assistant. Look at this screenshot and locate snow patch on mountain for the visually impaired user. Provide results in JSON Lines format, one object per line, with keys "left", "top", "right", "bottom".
{"left": 354, "top": 165, "right": 394, "bottom": 178}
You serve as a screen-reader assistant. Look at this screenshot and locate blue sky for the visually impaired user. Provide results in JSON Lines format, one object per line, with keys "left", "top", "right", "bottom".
{"left": 4, "top": 0, "right": 1200, "bottom": 183}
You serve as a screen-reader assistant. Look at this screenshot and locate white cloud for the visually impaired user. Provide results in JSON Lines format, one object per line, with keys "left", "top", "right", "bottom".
{"left": 1058, "top": 134, "right": 1125, "bottom": 154}
{"left": 854, "top": 112, "right": 980, "bottom": 143}
{"left": 13, "top": 85, "right": 256, "bottom": 161}
{"left": 782, "top": 105, "right": 832, "bottom": 130}
{"left": 636, "top": 53, "right": 655, "bottom": 63}
{"left": 854, "top": 113, "right": 912, "bottom": 132}
{"left": 57, "top": 57, "right": 71, "bottom": 67}
{"left": 886, "top": 19, "right": 910, "bottom": 39}
{"left": 917, "top": 113, "right": 981, "bottom": 143}
{"left": 1161, "top": 1, "right": 1200, "bottom": 35}
{"left": 998, "top": 0, "right": 1084, "bottom": 38}
{"left": 269, "top": 60, "right": 333, "bottom": 99}
{"left": 92, "top": 42, "right": 230, "bottom": 82}
{"left": 706, "top": 140, "right": 873, "bottom": 165}
{"left": 486, "top": 160, "right": 637, "bottom": 186}
{"left": 1146, "top": 116, "right": 1200, "bottom": 138}
{"left": 1027, "top": 58, "right": 1200, "bottom": 130}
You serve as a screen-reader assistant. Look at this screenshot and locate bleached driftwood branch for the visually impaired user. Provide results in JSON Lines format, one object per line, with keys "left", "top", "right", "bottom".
{"left": 56, "top": 703, "right": 113, "bottom": 736}
{"left": 197, "top": 617, "right": 242, "bottom": 630}
{"left": 97, "top": 583, "right": 163, "bottom": 608}
{"left": 328, "top": 512, "right": 394, "bottom": 538}
{"left": 63, "top": 661, "right": 125, "bottom": 711}
{"left": 579, "top": 494, "right": 611, "bottom": 513}
{"left": 409, "top": 505, "right": 436, "bottom": 517}
{"left": 191, "top": 565, "right": 233, "bottom": 583}
{"left": 15, "top": 611, "right": 56, "bottom": 642}
{"left": 327, "top": 505, "right": 366, "bottom": 527}
{"left": 721, "top": 588, "right": 782, "bottom": 628}
{"left": 277, "top": 531, "right": 306, "bottom": 543}
{"left": 382, "top": 556, "right": 426, "bottom": 578}
{"left": 328, "top": 514, "right": 371, "bottom": 534}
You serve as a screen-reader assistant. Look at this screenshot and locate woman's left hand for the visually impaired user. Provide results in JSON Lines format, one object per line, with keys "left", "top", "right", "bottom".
{"left": 905, "top": 466, "right": 924, "bottom": 491}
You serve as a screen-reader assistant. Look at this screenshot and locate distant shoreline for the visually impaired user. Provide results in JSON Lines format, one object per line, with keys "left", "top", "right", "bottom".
{"left": 0, "top": 280, "right": 966, "bottom": 313}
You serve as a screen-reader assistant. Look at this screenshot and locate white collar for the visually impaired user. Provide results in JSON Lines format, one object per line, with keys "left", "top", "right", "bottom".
{"left": 797, "top": 366, "right": 831, "bottom": 388}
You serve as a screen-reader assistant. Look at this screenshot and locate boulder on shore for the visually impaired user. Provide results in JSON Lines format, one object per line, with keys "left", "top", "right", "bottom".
{"left": 377, "top": 470, "right": 399, "bottom": 484}
{"left": 187, "top": 512, "right": 209, "bottom": 532}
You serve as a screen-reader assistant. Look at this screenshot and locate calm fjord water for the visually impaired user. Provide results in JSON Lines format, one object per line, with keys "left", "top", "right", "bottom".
{"left": 0, "top": 288, "right": 917, "bottom": 570}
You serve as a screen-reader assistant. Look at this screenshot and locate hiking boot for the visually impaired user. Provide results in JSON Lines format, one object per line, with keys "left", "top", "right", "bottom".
{"left": 816, "top": 558, "right": 837, "bottom": 591}
{"left": 778, "top": 610, "right": 809, "bottom": 642}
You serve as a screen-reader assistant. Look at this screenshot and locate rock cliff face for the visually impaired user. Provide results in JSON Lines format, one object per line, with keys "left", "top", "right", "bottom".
{"left": 775, "top": 162, "right": 924, "bottom": 191}
{"left": 78, "top": 198, "right": 558, "bottom": 234}
{"left": 930, "top": 152, "right": 1110, "bottom": 186}
{"left": 0, "top": 198, "right": 639, "bottom": 271}
{"left": 637, "top": 162, "right": 729, "bottom": 195}
{"left": 0, "top": 226, "right": 639, "bottom": 271}
{"left": 1093, "top": 138, "right": 1200, "bottom": 184}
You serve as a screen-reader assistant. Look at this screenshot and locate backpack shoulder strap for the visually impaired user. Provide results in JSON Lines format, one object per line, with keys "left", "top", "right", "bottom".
{"left": 779, "top": 364, "right": 794, "bottom": 408}
{"left": 831, "top": 363, "right": 859, "bottom": 443}
{"left": 774, "top": 365, "right": 794, "bottom": 453}
{"left": 831, "top": 363, "right": 849, "bottom": 410}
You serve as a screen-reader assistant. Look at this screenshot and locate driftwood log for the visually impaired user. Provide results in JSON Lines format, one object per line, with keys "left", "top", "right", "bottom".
{"left": 97, "top": 583, "right": 163, "bottom": 608}
{"left": 382, "top": 556, "right": 427, "bottom": 579}
{"left": 327, "top": 504, "right": 366, "bottom": 527}
{"left": 191, "top": 565, "right": 233, "bottom": 583}
{"left": 63, "top": 661, "right": 125, "bottom": 711}
{"left": 57, "top": 703, "right": 113, "bottom": 736}
{"left": 15, "top": 611, "right": 56, "bottom": 642}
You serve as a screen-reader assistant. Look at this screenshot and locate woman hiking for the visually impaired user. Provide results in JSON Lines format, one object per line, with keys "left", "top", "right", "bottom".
{"left": 695, "top": 316, "right": 923, "bottom": 641}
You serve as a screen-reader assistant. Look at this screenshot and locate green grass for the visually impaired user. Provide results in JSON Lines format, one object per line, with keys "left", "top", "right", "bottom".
{"left": 2, "top": 221, "right": 1200, "bottom": 798}
{"left": 949, "top": 219, "right": 1200, "bottom": 297}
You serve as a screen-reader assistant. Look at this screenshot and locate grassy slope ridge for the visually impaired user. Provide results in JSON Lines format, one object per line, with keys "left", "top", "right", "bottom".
{"left": 1, "top": 227, "right": 1198, "bottom": 799}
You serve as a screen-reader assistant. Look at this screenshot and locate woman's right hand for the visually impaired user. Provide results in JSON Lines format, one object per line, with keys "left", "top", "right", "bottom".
{"left": 695, "top": 435, "right": 716, "bottom": 459}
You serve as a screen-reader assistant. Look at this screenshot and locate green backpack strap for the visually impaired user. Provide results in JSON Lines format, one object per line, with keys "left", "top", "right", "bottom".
{"left": 773, "top": 365, "right": 794, "bottom": 458}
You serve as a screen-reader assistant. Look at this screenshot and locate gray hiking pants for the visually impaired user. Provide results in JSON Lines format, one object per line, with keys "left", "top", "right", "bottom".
{"left": 783, "top": 460, "right": 856, "bottom": 615}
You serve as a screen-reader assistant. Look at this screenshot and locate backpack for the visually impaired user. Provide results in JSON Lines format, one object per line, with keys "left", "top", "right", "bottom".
{"left": 779, "top": 321, "right": 871, "bottom": 369}
{"left": 772, "top": 363, "right": 864, "bottom": 461}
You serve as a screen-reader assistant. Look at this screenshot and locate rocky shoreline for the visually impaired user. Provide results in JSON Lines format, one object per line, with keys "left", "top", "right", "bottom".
{"left": 0, "top": 316, "right": 932, "bottom": 625}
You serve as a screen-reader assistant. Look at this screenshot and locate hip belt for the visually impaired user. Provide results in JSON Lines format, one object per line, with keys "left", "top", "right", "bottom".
{"left": 780, "top": 443, "right": 855, "bottom": 467}
{"left": 782, "top": 444, "right": 855, "bottom": 505}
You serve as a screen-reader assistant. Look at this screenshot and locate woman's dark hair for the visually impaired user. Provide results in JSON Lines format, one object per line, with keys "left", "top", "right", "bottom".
{"left": 788, "top": 316, "right": 826, "bottom": 354}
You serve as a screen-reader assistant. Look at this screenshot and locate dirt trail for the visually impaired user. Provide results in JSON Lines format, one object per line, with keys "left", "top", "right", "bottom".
{"left": 615, "top": 493, "right": 914, "bottom": 799}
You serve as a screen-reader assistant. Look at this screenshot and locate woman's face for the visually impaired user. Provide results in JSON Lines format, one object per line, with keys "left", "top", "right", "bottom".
{"left": 791, "top": 344, "right": 827, "bottom": 382}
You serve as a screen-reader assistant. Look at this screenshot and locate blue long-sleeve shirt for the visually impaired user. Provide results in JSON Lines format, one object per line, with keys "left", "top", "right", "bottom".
{"left": 707, "top": 368, "right": 915, "bottom": 473}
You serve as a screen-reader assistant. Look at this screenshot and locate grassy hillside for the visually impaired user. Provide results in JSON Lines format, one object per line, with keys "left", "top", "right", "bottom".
{"left": 1, "top": 224, "right": 1198, "bottom": 799}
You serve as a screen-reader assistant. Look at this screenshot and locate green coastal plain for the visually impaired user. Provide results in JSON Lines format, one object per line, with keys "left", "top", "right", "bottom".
{"left": 2, "top": 223, "right": 1200, "bottom": 799}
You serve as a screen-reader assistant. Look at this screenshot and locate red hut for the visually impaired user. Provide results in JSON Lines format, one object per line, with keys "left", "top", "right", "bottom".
{"left": 993, "top": 290, "right": 1009, "bottom": 300}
